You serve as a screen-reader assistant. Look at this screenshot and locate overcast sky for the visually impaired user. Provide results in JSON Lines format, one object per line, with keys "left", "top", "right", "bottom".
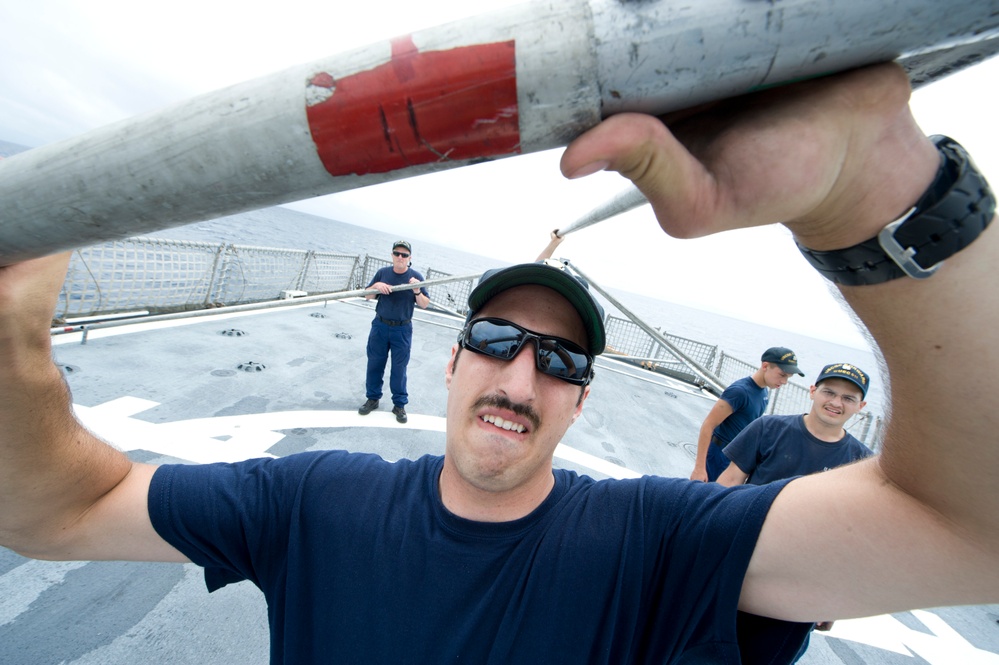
{"left": 2, "top": 0, "right": 996, "bottom": 349}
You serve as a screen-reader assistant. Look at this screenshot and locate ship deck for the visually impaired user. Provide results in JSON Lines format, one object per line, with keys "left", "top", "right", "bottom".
{"left": 1, "top": 298, "right": 996, "bottom": 664}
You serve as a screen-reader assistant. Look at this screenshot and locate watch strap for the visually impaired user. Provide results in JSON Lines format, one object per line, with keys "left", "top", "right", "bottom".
{"left": 796, "top": 136, "right": 996, "bottom": 286}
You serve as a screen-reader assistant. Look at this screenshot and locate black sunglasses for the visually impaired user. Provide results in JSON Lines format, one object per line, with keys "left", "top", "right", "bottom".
{"left": 458, "top": 317, "right": 593, "bottom": 385}
{"left": 393, "top": 251, "right": 410, "bottom": 258}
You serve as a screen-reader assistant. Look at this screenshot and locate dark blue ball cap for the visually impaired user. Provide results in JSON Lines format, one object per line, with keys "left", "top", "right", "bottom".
{"left": 467, "top": 260, "right": 606, "bottom": 356}
{"left": 816, "top": 362, "right": 871, "bottom": 398}
{"left": 761, "top": 347, "right": 805, "bottom": 376}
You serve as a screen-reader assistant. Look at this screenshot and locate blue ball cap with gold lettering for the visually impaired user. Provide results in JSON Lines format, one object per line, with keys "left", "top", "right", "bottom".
{"left": 816, "top": 363, "right": 870, "bottom": 398}
{"left": 761, "top": 347, "right": 805, "bottom": 376}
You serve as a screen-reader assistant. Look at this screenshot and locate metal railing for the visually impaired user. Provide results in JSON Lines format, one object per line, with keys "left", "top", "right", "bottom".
{"left": 58, "top": 237, "right": 361, "bottom": 318}
{"left": 57, "top": 237, "right": 467, "bottom": 319}
{"left": 55, "top": 236, "right": 882, "bottom": 446}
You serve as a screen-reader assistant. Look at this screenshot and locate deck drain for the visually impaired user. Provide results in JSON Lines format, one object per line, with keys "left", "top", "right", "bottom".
{"left": 310, "top": 312, "right": 327, "bottom": 319}
{"left": 237, "top": 361, "right": 267, "bottom": 372}
{"left": 335, "top": 332, "right": 352, "bottom": 340}
{"left": 220, "top": 328, "right": 247, "bottom": 336}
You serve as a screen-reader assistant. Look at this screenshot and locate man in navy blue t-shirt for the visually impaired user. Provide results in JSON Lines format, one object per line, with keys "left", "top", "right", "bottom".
{"left": 719, "top": 362, "right": 875, "bottom": 659}
{"left": 690, "top": 346, "right": 804, "bottom": 482}
{"left": 357, "top": 240, "right": 430, "bottom": 423}
{"left": 719, "top": 362, "right": 874, "bottom": 487}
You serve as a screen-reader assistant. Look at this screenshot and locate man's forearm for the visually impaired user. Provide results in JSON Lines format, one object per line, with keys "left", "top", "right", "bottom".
{"left": 693, "top": 427, "right": 711, "bottom": 468}
{"left": 792, "top": 128, "right": 999, "bottom": 538}
{"left": 839, "top": 225, "right": 998, "bottom": 534}
{"left": 716, "top": 462, "right": 748, "bottom": 487}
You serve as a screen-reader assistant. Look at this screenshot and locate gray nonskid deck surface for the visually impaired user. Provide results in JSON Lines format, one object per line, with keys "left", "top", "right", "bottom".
{"left": 1, "top": 300, "right": 996, "bottom": 663}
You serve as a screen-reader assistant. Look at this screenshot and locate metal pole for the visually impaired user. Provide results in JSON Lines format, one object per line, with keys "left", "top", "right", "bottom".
{"left": 567, "top": 261, "right": 727, "bottom": 394}
{"left": 2, "top": 0, "right": 997, "bottom": 263}
{"left": 556, "top": 187, "right": 647, "bottom": 237}
{"left": 50, "top": 272, "right": 480, "bottom": 336}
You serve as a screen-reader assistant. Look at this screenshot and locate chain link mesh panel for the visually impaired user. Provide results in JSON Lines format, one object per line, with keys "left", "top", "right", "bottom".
{"left": 59, "top": 238, "right": 363, "bottom": 318}
{"left": 715, "top": 352, "right": 757, "bottom": 385}
{"left": 357, "top": 256, "right": 392, "bottom": 290}
{"left": 301, "top": 252, "right": 361, "bottom": 294}
{"left": 60, "top": 238, "right": 224, "bottom": 317}
{"left": 425, "top": 268, "right": 475, "bottom": 316}
{"left": 212, "top": 245, "right": 312, "bottom": 305}
{"left": 603, "top": 316, "right": 719, "bottom": 386}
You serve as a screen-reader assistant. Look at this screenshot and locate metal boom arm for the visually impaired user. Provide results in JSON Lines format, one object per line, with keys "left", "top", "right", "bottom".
{"left": 1, "top": 0, "right": 996, "bottom": 264}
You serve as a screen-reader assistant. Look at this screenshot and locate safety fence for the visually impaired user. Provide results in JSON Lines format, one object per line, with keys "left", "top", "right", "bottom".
{"left": 57, "top": 237, "right": 360, "bottom": 318}
{"left": 55, "top": 236, "right": 881, "bottom": 446}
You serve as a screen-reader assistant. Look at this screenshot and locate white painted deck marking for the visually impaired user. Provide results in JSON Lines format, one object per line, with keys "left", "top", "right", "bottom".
{"left": 822, "top": 610, "right": 999, "bottom": 663}
{"left": 554, "top": 443, "right": 641, "bottom": 479}
{"left": 73, "top": 398, "right": 640, "bottom": 479}
{"left": 0, "top": 560, "right": 89, "bottom": 626}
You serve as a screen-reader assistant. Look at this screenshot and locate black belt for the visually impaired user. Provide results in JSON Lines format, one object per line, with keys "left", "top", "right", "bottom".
{"left": 378, "top": 316, "right": 411, "bottom": 327}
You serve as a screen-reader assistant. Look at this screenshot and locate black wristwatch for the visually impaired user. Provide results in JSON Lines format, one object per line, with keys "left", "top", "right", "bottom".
{"left": 796, "top": 136, "right": 996, "bottom": 286}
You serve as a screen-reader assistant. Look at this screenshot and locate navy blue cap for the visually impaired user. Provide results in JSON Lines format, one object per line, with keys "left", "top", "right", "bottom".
{"left": 467, "top": 260, "right": 606, "bottom": 356}
{"left": 762, "top": 347, "right": 805, "bottom": 376}
{"left": 816, "top": 363, "right": 870, "bottom": 398}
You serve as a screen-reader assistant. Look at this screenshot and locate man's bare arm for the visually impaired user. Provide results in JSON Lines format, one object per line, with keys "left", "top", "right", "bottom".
{"left": 0, "top": 254, "right": 187, "bottom": 562}
{"left": 690, "top": 399, "right": 733, "bottom": 481}
{"left": 536, "top": 229, "right": 565, "bottom": 262}
{"left": 715, "top": 462, "right": 748, "bottom": 487}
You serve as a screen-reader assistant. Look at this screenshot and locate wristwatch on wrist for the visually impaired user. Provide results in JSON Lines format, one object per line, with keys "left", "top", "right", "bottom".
{"left": 796, "top": 135, "right": 996, "bottom": 286}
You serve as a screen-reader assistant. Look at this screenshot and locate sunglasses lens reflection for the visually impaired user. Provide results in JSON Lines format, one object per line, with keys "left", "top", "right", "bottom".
{"left": 462, "top": 318, "right": 590, "bottom": 384}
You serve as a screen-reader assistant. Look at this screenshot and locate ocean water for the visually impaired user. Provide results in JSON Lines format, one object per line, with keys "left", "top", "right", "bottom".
{"left": 149, "top": 207, "right": 884, "bottom": 418}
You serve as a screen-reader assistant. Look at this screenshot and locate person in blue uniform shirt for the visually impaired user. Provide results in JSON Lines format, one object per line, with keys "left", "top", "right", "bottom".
{"left": 357, "top": 240, "right": 430, "bottom": 423}
{"left": 690, "top": 346, "right": 805, "bottom": 482}
{"left": 718, "top": 362, "right": 876, "bottom": 659}
{"left": 718, "top": 362, "right": 874, "bottom": 487}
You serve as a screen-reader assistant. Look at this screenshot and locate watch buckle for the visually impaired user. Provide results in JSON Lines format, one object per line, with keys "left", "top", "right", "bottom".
{"left": 877, "top": 209, "right": 940, "bottom": 280}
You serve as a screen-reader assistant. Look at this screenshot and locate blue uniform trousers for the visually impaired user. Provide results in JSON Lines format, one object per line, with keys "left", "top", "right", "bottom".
{"left": 365, "top": 319, "right": 412, "bottom": 407}
{"left": 706, "top": 437, "right": 730, "bottom": 481}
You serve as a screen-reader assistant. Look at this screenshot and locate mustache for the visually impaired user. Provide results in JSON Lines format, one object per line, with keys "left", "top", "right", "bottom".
{"left": 472, "top": 394, "right": 541, "bottom": 431}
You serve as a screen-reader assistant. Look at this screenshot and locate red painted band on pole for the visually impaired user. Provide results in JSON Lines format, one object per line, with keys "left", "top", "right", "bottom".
{"left": 305, "top": 37, "right": 520, "bottom": 177}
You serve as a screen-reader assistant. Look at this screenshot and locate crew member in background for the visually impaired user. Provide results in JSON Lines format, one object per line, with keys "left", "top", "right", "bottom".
{"left": 690, "top": 347, "right": 804, "bottom": 481}
{"left": 717, "top": 362, "right": 876, "bottom": 660}
{"left": 717, "top": 362, "right": 874, "bottom": 487}
{"left": 357, "top": 240, "right": 430, "bottom": 424}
